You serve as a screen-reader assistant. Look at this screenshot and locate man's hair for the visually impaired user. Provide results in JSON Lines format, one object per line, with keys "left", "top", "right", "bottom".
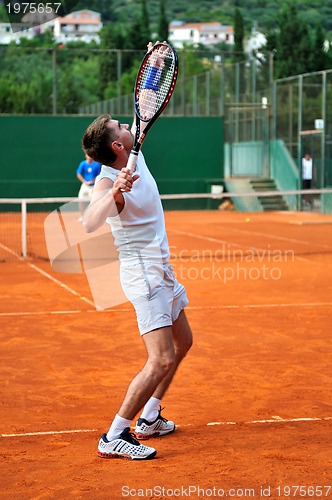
{"left": 82, "top": 114, "right": 117, "bottom": 166}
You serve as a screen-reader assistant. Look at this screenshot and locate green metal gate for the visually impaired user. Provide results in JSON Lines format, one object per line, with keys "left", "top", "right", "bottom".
{"left": 225, "top": 103, "right": 271, "bottom": 177}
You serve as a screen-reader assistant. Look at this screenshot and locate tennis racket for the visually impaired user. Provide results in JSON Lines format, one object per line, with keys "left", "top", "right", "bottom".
{"left": 126, "top": 42, "right": 179, "bottom": 173}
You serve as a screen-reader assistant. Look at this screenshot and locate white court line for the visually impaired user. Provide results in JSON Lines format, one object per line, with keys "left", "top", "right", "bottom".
{"left": 177, "top": 416, "right": 332, "bottom": 428}
{"left": 289, "top": 220, "right": 332, "bottom": 226}
{"left": 1, "top": 429, "right": 97, "bottom": 438}
{"left": 1, "top": 302, "right": 332, "bottom": 317}
{"left": 169, "top": 228, "right": 266, "bottom": 253}
{"left": 0, "top": 310, "right": 89, "bottom": 317}
{"left": 205, "top": 416, "right": 332, "bottom": 426}
{"left": 168, "top": 228, "right": 312, "bottom": 263}
{"left": 28, "top": 263, "right": 96, "bottom": 308}
{"left": 0, "top": 242, "right": 23, "bottom": 260}
{"left": 0, "top": 240, "right": 94, "bottom": 307}
{"left": 186, "top": 302, "right": 332, "bottom": 310}
{"left": 2, "top": 416, "right": 331, "bottom": 438}
{"left": 223, "top": 225, "right": 332, "bottom": 253}
{"left": 0, "top": 307, "right": 131, "bottom": 317}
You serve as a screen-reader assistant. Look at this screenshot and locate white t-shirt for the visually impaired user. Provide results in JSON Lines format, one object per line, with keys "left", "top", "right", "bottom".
{"left": 302, "top": 157, "right": 313, "bottom": 180}
{"left": 95, "top": 152, "right": 169, "bottom": 264}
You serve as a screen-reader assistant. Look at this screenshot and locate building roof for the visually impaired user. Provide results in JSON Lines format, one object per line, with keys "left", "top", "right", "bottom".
{"left": 170, "top": 22, "right": 233, "bottom": 33}
{"left": 57, "top": 10, "right": 101, "bottom": 25}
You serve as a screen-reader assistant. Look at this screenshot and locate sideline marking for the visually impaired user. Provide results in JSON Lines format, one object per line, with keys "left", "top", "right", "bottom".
{"left": 0, "top": 240, "right": 88, "bottom": 305}
{"left": 205, "top": 416, "right": 332, "bottom": 426}
{"left": 0, "top": 310, "right": 90, "bottom": 317}
{"left": 1, "top": 429, "right": 97, "bottom": 437}
{"left": 2, "top": 416, "right": 331, "bottom": 438}
{"left": 169, "top": 228, "right": 266, "bottom": 253}
{"left": 224, "top": 225, "right": 332, "bottom": 251}
{"left": 168, "top": 227, "right": 329, "bottom": 263}
{"left": 0, "top": 243, "right": 23, "bottom": 260}
{"left": 177, "top": 416, "right": 332, "bottom": 428}
{"left": 168, "top": 228, "right": 312, "bottom": 264}
{"left": 28, "top": 263, "right": 96, "bottom": 308}
{"left": 1, "top": 302, "right": 332, "bottom": 317}
{"left": 186, "top": 302, "right": 332, "bottom": 310}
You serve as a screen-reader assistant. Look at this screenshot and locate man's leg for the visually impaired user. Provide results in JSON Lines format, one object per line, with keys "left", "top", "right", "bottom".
{"left": 117, "top": 325, "right": 176, "bottom": 421}
{"left": 98, "top": 326, "right": 174, "bottom": 459}
{"left": 106, "top": 311, "right": 192, "bottom": 440}
{"left": 152, "top": 310, "right": 193, "bottom": 400}
{"left": 134, "top": 310, "right": 192, "bottom": 438}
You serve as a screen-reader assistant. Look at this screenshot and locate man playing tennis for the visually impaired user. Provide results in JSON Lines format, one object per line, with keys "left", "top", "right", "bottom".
{"left": 81, "top": 42, "right": 193, "bottom": 460}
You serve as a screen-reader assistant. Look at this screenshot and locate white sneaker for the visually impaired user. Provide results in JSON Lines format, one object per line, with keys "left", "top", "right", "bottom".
{"left": 135, "top": 406, "right": 175, "bottom": 440}
{"left": 97, "top": 427, "right": 156, "bottom": 460}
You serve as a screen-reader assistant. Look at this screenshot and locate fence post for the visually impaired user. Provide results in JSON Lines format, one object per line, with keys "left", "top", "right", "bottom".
{"left": 322, "top": 71, "right": 326, "bottom": 187}
{"left": 272, "top": 80, "right": 277, "bottom": 141}
{"left": 269, "top": 52, "right": 274, "bottom": 104}
{"left": 288, "top": 84, "right": 293, "bottom": 152}
{"left": 297, "top": 74, "right": 303, "bottom": 195}
{"left": 235, "top": 62, "right": 240, "bottom": 103}
{"left": 181, "top": 50, "right": 186, "bottom": 115}
{"left": 206, "top": 71, "right": 210, "bottom": 116}
{"left": 252, "top": 59, "right": 257, "bottom": 141}
{"left": 220, "top": 54, "right": 225, "bottom": 116}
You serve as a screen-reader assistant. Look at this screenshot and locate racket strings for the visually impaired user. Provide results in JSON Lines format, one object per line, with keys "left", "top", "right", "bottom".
{"left": 137, "top": 53, "right": 176, "bottom": 120}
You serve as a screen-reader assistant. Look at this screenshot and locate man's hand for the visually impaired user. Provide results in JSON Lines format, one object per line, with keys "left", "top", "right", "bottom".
{"left": 147, "top": 40, "right": 169, "bottom": 69}
{"left": 112, "top": 167, "right": 140, "bottom": 202}
{"left": 139, "top": 41, "right": 169, "bottom": 120}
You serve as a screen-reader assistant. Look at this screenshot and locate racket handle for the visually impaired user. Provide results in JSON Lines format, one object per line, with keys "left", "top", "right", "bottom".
{"left": 127, "top": 150, "right": 139, "bottom": 174}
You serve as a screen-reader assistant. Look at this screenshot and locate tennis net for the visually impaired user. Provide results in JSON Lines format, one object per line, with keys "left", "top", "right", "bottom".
{"left": 1, "top": 189, "right": 332, "bottom": 263}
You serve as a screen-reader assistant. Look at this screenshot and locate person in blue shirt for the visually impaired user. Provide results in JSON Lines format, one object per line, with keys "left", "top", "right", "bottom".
{"left": 76, "top": 154, "right": 101, "bottom": 217}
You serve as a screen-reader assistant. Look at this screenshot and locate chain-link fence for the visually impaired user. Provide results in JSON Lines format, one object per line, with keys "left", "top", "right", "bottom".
{"left": 274, "top": 70, "right": 332, "bottom": 187}
{"left": 0, "top": 46, "right": 273, "bottom": 117}
{"left": 2, "top": 45, "right": 331, "bottom": 185}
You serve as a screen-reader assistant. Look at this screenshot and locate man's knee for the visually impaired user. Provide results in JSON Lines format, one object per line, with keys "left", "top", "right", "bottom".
{"left": 148, "top": 353, "right": 175, "bottom": 377}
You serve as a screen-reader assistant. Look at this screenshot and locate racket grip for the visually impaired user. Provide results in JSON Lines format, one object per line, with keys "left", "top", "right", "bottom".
{"left": 126, "top": 150, "right": 139, "bottom": 174}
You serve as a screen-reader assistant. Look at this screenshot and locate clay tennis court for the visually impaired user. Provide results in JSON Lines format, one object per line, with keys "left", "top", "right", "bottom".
{"left": 1, "top": 208, "right": 331, "bottom": 499}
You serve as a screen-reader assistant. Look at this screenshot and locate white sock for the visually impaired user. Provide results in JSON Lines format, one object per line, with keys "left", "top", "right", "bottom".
{"left": 140, "top": 397, "right": 161, "bottom": 422}
{"left": 106, "top": 414, "right": 132, "bottom": 441}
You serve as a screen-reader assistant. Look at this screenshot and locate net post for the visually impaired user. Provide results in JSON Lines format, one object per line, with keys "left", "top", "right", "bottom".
{"left": 21, "top": 199, "right": 27, "bottom": 259}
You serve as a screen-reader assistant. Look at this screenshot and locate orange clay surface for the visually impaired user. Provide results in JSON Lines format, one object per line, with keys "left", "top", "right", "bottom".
{"left": 0, "top": 210, "right": 331, "bottom": 499}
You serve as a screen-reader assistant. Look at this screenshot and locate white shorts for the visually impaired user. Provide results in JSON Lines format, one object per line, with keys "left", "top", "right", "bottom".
{"left": 120, "top": 262, "right": 189, "bottom": 335}
{"left": 78, "top": 183, "right": 93, "bottom": 200}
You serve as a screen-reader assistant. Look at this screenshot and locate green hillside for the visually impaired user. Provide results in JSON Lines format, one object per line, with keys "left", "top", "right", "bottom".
{"left": 1, "top": 0, "right": 332, "bottom": 33}
{"left": 70, "top": 0, "right": 332, "bottom": 33}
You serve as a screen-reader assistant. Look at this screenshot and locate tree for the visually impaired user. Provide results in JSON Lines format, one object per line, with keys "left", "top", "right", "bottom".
{"left": 262, "top": 4, "right": 328, "bottom": 78}
{"left": 276, "top": 4, "right": 305, "bottom": 78}
{"left": 311, "top": 24, "right": 327, "bottom": 72}
{"left": 158, "top": 1, "right": 169, "bottom": 42}
{"left": 128, "top": 0, "right": 151, "bottom": 51}
{"left": 141, "top": 0, "right": 150, "bottom": 43}
{"left": 19, "top": 29, "right": 55, "bottom": 48}
{"left": 232, "top": 8, "right": 246, "bottom": 99}
{"left": 99, "top": 24, "right": 127, "bottom": 98}
{"left": 273, "top": 4, "right": 325, "bottom": 78}
{"left": 233, "top": 8, "right": 245, "bottom": 62}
